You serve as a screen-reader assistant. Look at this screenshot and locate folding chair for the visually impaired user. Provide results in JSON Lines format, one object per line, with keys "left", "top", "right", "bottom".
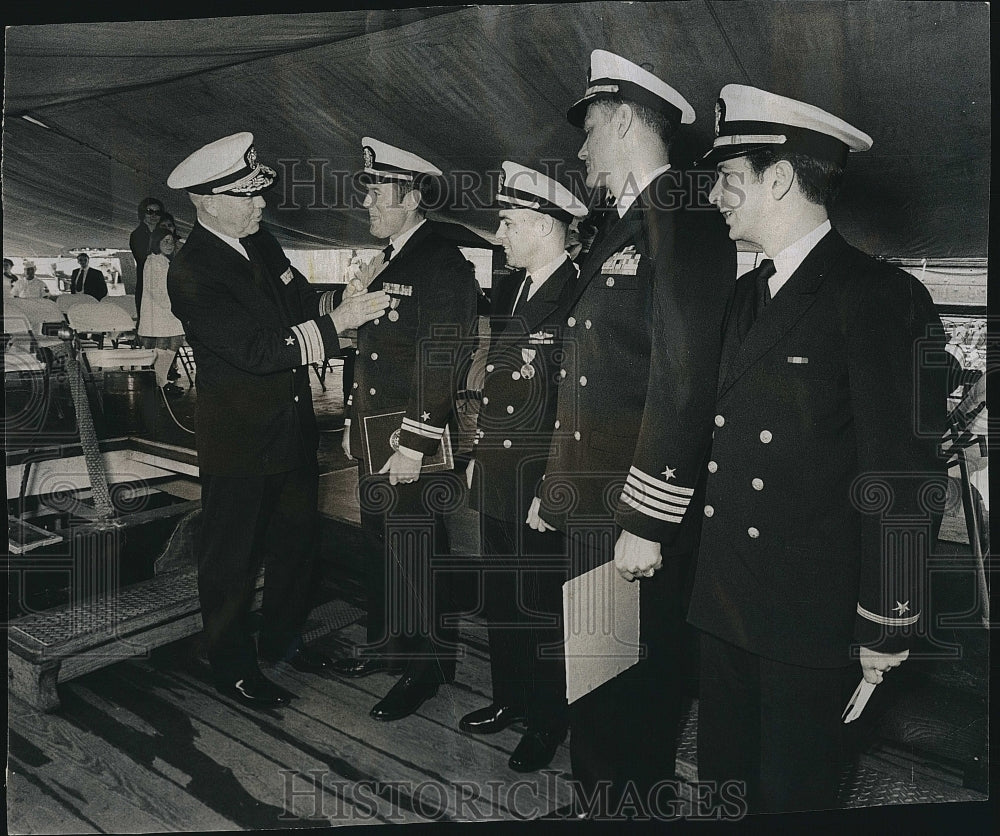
{"left": 102, "top": 294, "right": 138, "bottom": 324}
{"left": 176, "top": 340, "right": 196, "bottom": 384}
{"left": 66, "top": 301, "right": 137, "bottom": 349}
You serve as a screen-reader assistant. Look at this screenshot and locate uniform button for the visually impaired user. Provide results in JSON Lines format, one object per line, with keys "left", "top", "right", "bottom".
{"left": 585, "top": 319, "right": 592, "bottom": 329}
{"left": 559, "top": 369, "right": 567, "bottom": 379}
{"left": 293, "top": 395, "right": 299, "bottom": 402}
{"left": 486, "top": 364, "right": 494, "bottom": 372}
{"left": 704, "top": 505, "right": 714, "bottom": 517}
{"left": 352, "top": 382, "right": 358, "bottom": 389}
{"left": 369, "top": 388, "right": 376, "bottom": 395}
{"left": 574, "top": 431, "right": 581, "bottom": 441}
{"left": 714, "top": 414, "right": 725, "bottom": 427}
{"left": 511, "top": 371, "right": 521, "bottom": 380}
{"left": 568, "top": 316, "right": 576, "bottom": 327}
{"left": 554, "top": 420, "right": 560, "bottom": 429}
{"left": 503, "top": 439, "right": 512, "bottom": 449}
{"left": 707, "top": 460, "right": 718, "bottom": 473}
{"left": 373, "top": 319, "right": 380, "bottom": 325}
{"left": 606, "top": 276, "right": 615, "bottom": 287}
{"left": 759, "top": 430, "right": 772, "bottom": 443}
{"left": 370, "top": 352, "right": 378, "bottom": 360}
{"left": 482, "top": 396, "right": 489, "bottom": 405}
{"left": 748, "top": 527, "right": 760, "bottom": 539}
{"left": 506, "top": 405, "right": 514, "bottom": 414}
{"left": 752, "top": 478, "right": 764, "bottom": 491}
{"left": 579, "top": 375, "right": 587, "bottom": 386}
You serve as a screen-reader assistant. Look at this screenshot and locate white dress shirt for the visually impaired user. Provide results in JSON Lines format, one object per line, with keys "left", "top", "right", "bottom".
{"left": 766, "top": 219, "right": 832, "bottom": 298}
{"left": 616, "top": 163, "right": 672, "bottom": 218}
{"left": 202, "top": 223, "right": 249, "bottom": 259}
{"left": 513, "top": 252, "right": 570, "bottom": 309}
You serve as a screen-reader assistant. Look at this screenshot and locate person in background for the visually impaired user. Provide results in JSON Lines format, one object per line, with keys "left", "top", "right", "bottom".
{"left": 3, "top": 259, "right": 14, "bottom": 298}
{"left": 138, "top": 227, "right": 185, "bottom": 397}
{"left": 691, "top": 83, "right": 949, "bottom": 813}
{"left": 130, "top": 196, "right": 165, "bottom": 316}
{"left": 12, "top": 261, "right": 50, "bottom": 298}
{"left": 70, "top": 252, "right": 109, "bottom": 300}
{"left": 167, "top": 131, "right": 389, "bottom": 709}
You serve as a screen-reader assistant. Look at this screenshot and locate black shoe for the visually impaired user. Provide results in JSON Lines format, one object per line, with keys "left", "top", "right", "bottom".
{"left": 215, "top": 672, "right": 297, "bottom": 708}
{"left": 508, "top": 729, "right": 565, "bottom": 772}
{"left": 331, "top": 656, "right": 405, "bottom": 678}
{"left": 287, "top": 647, "right": 335, "bottom": 674}
{"left": 369, "top": 672, "right": 439, "bottom": 721}
{"left": 459, "top": 702, "right": 527, "bottom": 734}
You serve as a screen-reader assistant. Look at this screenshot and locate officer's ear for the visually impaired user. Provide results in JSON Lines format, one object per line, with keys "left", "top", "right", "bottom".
{"left": 400, "top": 186, "right": 422, "bottom": 213}
{"left": 535, "top": 213, "right": 555, "bottom": 237}
{"left": 612, "top": 102, "right": 634, "bottom": 139}
{"left": 771, "top": 160, "right": 795, "bottom": 201}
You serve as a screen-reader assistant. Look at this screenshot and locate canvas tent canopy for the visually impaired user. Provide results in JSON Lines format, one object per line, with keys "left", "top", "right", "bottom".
{"left": 2, "top": 1, "right": 990, "bottom": 260}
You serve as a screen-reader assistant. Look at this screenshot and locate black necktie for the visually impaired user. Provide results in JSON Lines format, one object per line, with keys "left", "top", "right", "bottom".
{"left": 75, "top": 269, "right": 83, "bottom": 293}
{"left": 512, "top": 274, "right": 533, "bottom": 314}
{"left": 754, "top": 259, "right": 776, "bottom": 319}
{"left": 382, "top": 243, "right": 394, "bottom": 264}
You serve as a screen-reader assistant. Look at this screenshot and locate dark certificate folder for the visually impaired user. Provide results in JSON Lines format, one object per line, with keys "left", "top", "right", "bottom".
{"left": 360, "top": 410, "right": 454, "bottom": 476}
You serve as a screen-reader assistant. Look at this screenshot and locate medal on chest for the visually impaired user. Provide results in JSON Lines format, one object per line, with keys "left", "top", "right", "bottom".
{"left": 519, "top": 347, "right": 537, "bottom": 380}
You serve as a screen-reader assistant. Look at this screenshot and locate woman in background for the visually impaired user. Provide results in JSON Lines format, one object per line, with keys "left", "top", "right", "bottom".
{"left": 138, "top": 227, "right": 186, "bottom": 398}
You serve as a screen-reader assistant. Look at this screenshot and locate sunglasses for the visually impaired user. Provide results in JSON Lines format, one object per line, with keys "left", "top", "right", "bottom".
{"left": 146, "top": 208, "right": 163, "bottom": 215}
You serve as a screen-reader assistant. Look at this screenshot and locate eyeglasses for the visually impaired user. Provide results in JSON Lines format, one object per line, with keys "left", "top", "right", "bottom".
{"left": 146, "top": 208, "right": 163, "bottom": 215}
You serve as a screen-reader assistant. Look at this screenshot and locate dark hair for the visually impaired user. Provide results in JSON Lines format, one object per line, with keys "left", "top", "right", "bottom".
{"left": 149, "top": 226, "right": 177, "bottom": 256}
{"left": 396, "top": 173, "right": 443, "bottom": 214}
{"left": 137, "top": 196, "right": 164, "bottom": 222}
{"left": 592, "top": 96, "right": 680, "bottom": 146}
{"left": 743, "top": 148, "right": 845, "bottom": 206}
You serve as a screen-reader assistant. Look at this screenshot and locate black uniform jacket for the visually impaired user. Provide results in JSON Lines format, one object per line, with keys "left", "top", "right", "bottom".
{"left": 688, "top": 229, "right": 948, "bottom": 666}
{"left": 348, "top": 220, "right": 478, "bottom": 460}
{"left": 71, "top": 267, "right": 108, "bottom": 299}
{"left": 538, "top": 170, "right": 736, "bottom": 551}
{"left": 168, "top": 222, "right": 340, "bottom": 476}
{"left": 471, "top": 256, "right": 579, "bottom": 523}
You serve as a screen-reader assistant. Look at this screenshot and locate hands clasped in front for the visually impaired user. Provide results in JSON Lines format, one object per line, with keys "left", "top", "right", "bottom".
{"left": 379, "top": 450, "right": 422, "bottom": 485}
{"left": 331, "top": 289, "right": 390, "bottom": 332}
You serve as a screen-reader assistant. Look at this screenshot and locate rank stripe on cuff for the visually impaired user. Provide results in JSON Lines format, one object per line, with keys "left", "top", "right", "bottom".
{"left": 291, "top": 320, "right": 325, "bottom": 365}
{"left": 621, "top": 491, "right": 684, "bottom": 523}
{"left": 318, "top": 290, "right": 337, "bottom": 316}
{"left": 622, "top": 483, "right": 688, "bottom": 514}
{"left": 856, "top": 603, "right": 920, "bottom": 627}
{"left": 401, "top": 417, "right": 444, "bottom": 439}
{"left": 627, "top": 467, "right": 694, "bottom": 499}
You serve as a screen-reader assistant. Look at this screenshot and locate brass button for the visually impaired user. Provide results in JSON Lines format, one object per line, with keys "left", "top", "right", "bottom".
{"left": 503, "top": 439, "right": 512, "bottom": 449}
{"left": 714, "top": 414, "right": 725, "bottom": 427}
{"left": 579, "top": 375, "right": 588, "bottom": 386}
{"left": 704, "top": 505, "right": 714, "bottom": 517}
{"left": 486, "top": 364, "right": 494, "bottom": 372}
{"left": 574, "top": 431, "right": 581, "bottom": 441}
{"left": 748, "top": 527, "right": 760, "bottom": 539}
{"left": 759, "top": 430, "right": 772, "bottom": 444}
{"left": 606, "top": 276, "right": 615, "bottom": 287}
{"left": 370, "top": 352, "right": 378, "bottom": 360}
{"left": 707, "top": 461, "right": 718, "bottom": 473}
{"left": 554, "top": 420, "right": 560, "bottom": 429}
{"left": 482, "top": 396, "right": 489, "bottom": 405}
{"left": 585, "top": 319, "right": 592, "bottom": 329}
{"left": 752, "top": 478, "right": 764, "bottom": 491}
{"left": 506, "top": 405, "right": 514, "bottom": 414}
{"left": 369, "top": 388, "right": 376, "bottom": 395}
{"left": 568, "top": 316, "right": 576, "bottom": 327}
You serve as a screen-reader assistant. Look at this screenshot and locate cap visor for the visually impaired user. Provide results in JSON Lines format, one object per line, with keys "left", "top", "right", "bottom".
{"left": 566, "top": 94, "right": 596, "bottom": 127}
{"left": 700, "top": 143, "right": 774, "bottom": 168}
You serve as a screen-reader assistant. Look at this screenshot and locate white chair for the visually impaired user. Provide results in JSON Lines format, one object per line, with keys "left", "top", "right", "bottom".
{"left": 55, "top": 293, "right": 91, "bottom": 317}
{"left": 9, "top": 298, "right": 64, "bottom": 343}
{"left": 67, "top": 302, "right": 137, "bottom": 349}
{"left": 102, "top": 294, "right": 138, "bottom": 323}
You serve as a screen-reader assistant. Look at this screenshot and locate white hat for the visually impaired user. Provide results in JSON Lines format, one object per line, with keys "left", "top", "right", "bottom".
{"left": 496, "top": 161, "right": 589, "bottom": 223}
{"left": 568, "top": 49, "right": 695, "bottom": 127}
{"left": 360, "top": 137, "right": 443, "bottom": 183}
{"left": 703, "top": 84, "right": 873, "bottom": 166}
{"left": 167, "top": 132, "right": 276, "bottom": 196}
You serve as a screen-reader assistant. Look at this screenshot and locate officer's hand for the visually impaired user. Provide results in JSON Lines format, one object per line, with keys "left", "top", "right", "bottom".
{"left": 614, "top": 530, "right": 662, "bottom": 582}
{"left": 526, "top": 496, "right": 555, "bottom": 532}
{"left": 378, "top": 450, "right": 422, "bottom": 485}
{"left": 859, "top": 647, "right": 909, "bottom": 684}
{"left": 342, "top": 277, "right": 366, "bottom": 300}
{"left": 341, "top": 426, "right": 352, "bottom": 459}
{"left": 330, "top": 289, "right": 390, "bottom": 332}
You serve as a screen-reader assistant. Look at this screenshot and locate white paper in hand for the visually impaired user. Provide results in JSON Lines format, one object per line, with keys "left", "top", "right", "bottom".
{"left": 842, "top": 679, "right": 877, "bottom": 723}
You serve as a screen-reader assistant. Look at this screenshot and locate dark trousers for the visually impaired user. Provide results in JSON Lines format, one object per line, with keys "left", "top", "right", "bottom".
{"left": 697, "top": 631, "right": 852, "bottom": 813}
{"left": 197, "top": 462, "right": 319, "bottom": 682}
{"left": 567, "top": 538, "right": 694, "bottom": 815}
{"left": 358, "top": 469, "right": 463, "bottom": 682}
{"left": 481, "top": 513, "right": 569, "bottom": 736}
